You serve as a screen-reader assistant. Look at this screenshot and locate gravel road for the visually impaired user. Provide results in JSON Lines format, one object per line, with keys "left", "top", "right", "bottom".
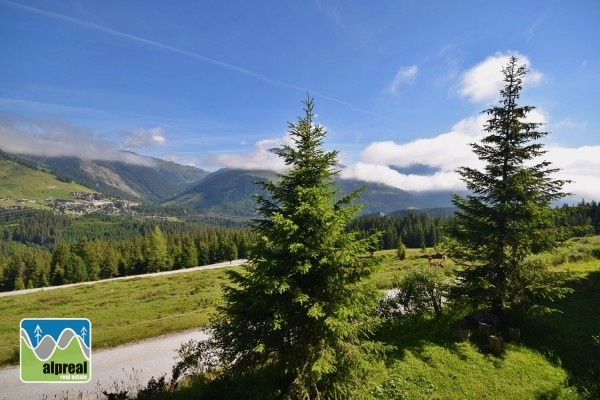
{"left": 0, "top": 259, "right": 247, "bottom": 298}
{"left": 0, "top": 329, "right": 210, "bottom": 400}
{"left": 0, "top": 260, "right": 246, "bottom": 399}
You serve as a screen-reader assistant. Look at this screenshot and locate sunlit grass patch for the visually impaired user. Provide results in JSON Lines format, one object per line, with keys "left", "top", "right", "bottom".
{"left": 0, "top": 268, "right": 231, "bottom": 366}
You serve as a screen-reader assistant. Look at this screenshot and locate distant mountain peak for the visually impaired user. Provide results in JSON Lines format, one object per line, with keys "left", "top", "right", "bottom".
{"left": 267, "top": 147, "right": 285, "bottom": 154}
{"left": 389, "top": 163, "right": 440, "bottom": 176}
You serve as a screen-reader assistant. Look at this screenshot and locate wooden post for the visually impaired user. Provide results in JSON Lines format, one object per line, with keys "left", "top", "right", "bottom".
{"left": 478, "top": 322, "right": 495, "bottom": 338}
{"left": 489, "top": 335, "right": 504, "bottom": 353}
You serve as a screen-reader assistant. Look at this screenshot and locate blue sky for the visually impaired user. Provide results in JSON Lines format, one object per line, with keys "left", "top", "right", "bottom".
{"left": 1, "top": 0, "right": 599, "bottom": 200}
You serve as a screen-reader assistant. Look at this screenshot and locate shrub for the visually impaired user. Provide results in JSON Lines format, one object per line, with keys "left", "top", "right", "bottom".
{"left": 380, "top": 266, "right": 449, "bottom": 319}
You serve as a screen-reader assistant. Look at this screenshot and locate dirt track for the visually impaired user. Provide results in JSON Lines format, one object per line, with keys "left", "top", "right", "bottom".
{"left": 0, "top": 259, "right": 247, "bottom": 298}
{"left": 0, "top": 329, "right": 210, "bottom": 400}
{"left": 0, "top": 260, "right": 247, "bottom": 399}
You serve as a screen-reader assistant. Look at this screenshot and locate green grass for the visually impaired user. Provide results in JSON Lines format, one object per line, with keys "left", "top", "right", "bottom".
{"left": 0, "top": 268, "right": 231, "bottom": 366}
{"left": 374, "top": 341, "right": 576, "bottom": 399}
{"left": 168, "top": 241, "right": 599, "bottom": 399}
{"left": 373, "top": 248, "right": 456, "bottom": 290}
{"left": 372, "top": 304, "right": 589, "bottom": 400}
{"left": 512, "top": 268, "right": 600, "bottom": 397}
{"left": 0, "top": 159, "right": 93, "bottom": 207}
{"left": 1, "top": 239, "right": 599, "bottom": 398}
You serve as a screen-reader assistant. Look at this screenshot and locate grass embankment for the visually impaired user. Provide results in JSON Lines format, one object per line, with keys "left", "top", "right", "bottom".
{"left": 0, "top": 249, "right": 426, "bottom": 367}
{"left": 369, "top": 237, "right": 600, "bottom": 399}
{"left": 0, "top": 268, "right": 231, "bottom": 366}
{"left": 374, "top": 319, "right": 578, "bottom": 400}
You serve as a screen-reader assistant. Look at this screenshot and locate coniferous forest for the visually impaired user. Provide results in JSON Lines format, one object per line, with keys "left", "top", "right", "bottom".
{"left": 0, "top": 209, "right": 254, "bottom": 291}
{"left": 1, "top": 198, "right": 598, "bottom": 292}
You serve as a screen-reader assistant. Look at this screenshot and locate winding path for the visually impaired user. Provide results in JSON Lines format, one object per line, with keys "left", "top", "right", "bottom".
{"left": 0, "top": 329, "right": 209, "bottom": 400}
{"left": 0, "top": 260, "right": 247, "bottom": 399}
{"left": 0, "top": 259, "right": 248, "bottom": 298}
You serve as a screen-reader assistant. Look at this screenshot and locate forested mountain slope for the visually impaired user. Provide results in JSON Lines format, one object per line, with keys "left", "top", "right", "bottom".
{"left": 0, "top": 158, "right": 94, "bottom": 204}
{"left": 166, "top": 168, "right": 429, "bottom": 216}
{"left": 5, "top": 152, "right": 209, "bottom": 203}
{"left": 1, "top": 148, "right": 456, "bottom": 213}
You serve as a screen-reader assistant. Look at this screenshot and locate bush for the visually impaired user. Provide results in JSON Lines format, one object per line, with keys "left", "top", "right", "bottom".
{"left": 172, "top": 338, "right": 222, "bottom": 384}
{"left": 379, "top": 266, "right": 449, "bottom": 319}
{"left": 397, "top": 239, "right": 406, "bottom": 261}
{"left": 136, "top": 375, "right": 169, "bottom": 400}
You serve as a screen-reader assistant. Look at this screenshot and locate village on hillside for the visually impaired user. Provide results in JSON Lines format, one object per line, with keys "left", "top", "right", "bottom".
{"left": 1, "top": 192, "right": 139, "bottom": 216}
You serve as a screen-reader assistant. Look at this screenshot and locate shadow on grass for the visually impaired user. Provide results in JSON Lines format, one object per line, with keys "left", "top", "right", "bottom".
{"left": 374, "top": 270, "right": 600, "bottom": 398}
{"left": 509, "top": 270, "right": 600, "bottom": 398}
{"left": 375, "top": 308, "right": 508, "bottom": 366}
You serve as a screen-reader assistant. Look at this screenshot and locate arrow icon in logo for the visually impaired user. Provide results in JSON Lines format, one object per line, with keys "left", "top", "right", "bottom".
{"left": 34, "top": 325, "right": 42, "bottom": 346}
{"left": 81, "top": 326, "right": 87, "bottom": 341}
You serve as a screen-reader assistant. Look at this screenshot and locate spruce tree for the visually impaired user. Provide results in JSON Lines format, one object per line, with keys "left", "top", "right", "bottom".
{"left": 146, "top": 225, "right": 169, "bottom": 272}
{"left": 209, "top": 98, "right": 382, "bottom": 398}
{"left": 447, "top": 56, "right": 570, "bottom": 315}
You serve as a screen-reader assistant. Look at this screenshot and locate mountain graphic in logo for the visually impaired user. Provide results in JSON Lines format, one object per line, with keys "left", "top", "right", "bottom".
{"left": 20, "top": 318, "right": 91, "bottom": 383}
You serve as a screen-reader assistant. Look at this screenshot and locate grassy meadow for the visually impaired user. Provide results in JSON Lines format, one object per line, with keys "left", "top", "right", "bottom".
{"left": 0, "top": 160, "right": 93, "bottom": 207}
{"left": 0, "top": 268, "right": 231, "bottom": 366}
{"left": 0, "top": 237, "right": 599, "bottom": 398}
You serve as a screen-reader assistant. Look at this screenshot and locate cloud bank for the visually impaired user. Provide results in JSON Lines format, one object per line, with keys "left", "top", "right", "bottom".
{"left": 340, "top": 116, "right": 600, "bottom": 201}
{"left": 0, "top": 115, "right": 153, "bottom": 166}
{"left": 213, "top": 111, "right": 600, "bottom": 201}
{"left": 340, "top": 115, "right": 487, "bottom": 192}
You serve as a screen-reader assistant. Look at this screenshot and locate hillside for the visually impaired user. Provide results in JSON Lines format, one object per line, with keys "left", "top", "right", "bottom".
{"left": 336, "top": 179, "right": 421, "bottom": 214}
{"left": 164, "top": 168, "right": 273, "bottom": 216}
{"left": 16, "top": 153, "right": 209, "bottom": 203}
{"left": 0, "top": 159, "right": 94, "bottom": 208}
{"left": 1, "top": 148, "right": 455, "bottom": 215}
{"left": 166, "top": 168, "right": 427, "bottom": 216}
{"left": 2, "top": 243, "right": 597, "bottom": 397}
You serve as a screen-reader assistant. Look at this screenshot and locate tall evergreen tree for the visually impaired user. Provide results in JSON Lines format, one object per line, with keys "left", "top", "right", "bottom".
{"left": 179, "top": 236, "right": 198, "bottom": 269}
{"left": 72, "top": 237, "right": 100, "bottom": 281}
{"left": 146, "top": 225, "right": 169, "bottom": 272}
{"left": 446, "top": 56, "right": 570, "bottom": 315}
{"left": 208, "top": 98, "right": 382, "bottom": 398}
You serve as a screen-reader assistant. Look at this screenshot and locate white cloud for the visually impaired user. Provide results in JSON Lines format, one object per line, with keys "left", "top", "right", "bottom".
{"left": 388, "top": 65, "right": 418, "bottom": 94}
{"left": 458, "top": 51, "right": 543, "bottom": 103}
{"left": 546, "top": 145, "right": 600, "bottom": 201}
{"left": 359, "top": 114, "right": 487, "bottom": 174}
{"left": 206, "top": 133, "right": 295, "bottom": 171}
{"left": 340, "top": 115, "right": 486, "bottom": 192}
{"left": 340, "top": 163, "right": 465, "bottom": 192}
{"left": 0, "top": 115, "right": 153, "bottom": 166}
{"left": 122, "top": 126, "right": 166, "bottom": 148}
{"left": 340, "top": 112, "right": 600, "bottom": 200}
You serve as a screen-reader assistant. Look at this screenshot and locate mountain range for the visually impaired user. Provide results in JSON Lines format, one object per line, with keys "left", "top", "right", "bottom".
{"left": 1, "top": 149, "right": 455, "bottom": 216}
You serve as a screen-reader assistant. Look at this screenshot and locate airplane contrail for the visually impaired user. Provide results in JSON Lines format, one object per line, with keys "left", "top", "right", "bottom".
{"left": 0, "top": 0, "right": 389, "bottom": 120}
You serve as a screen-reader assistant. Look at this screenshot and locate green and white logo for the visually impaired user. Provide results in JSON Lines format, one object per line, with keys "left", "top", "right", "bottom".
{"left": 20, "top": 318, "right": 91, "bottom": 383}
